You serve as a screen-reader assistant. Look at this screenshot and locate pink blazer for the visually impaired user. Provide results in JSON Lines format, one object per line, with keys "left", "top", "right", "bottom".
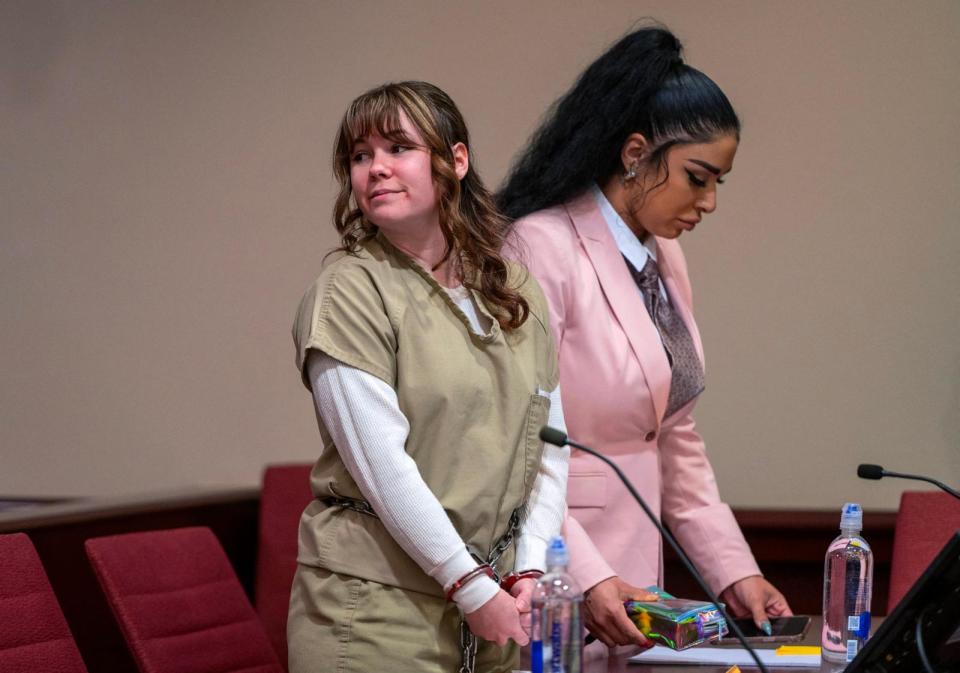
{"left": 513, "top": 191, "right": 760, "bottom": 597}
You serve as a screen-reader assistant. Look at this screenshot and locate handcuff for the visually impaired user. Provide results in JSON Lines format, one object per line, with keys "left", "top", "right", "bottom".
{"left": 446, "top": 567, "right": 544, "bottom": 601}
{"left": 500, "top": 569, "right": 544, "bottom": 593}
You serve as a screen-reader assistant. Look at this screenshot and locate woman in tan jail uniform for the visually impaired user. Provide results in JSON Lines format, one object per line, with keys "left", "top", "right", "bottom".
{"left": 287, "top": 81, "right": 568, "bottom": 673}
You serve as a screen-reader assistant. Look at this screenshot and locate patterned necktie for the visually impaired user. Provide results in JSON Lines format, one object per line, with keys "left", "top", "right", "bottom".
{"left": 623, "top": 254, "right": 705, "bottom": 418}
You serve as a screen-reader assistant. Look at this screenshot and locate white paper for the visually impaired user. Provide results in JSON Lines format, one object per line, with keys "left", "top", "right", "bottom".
{"left": 630, "top": 645, "right": 821, "bottom": 668}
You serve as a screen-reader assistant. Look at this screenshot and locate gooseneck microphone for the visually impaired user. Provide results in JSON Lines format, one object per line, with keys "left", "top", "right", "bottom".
{"left": 540, "top": 426, "right": 771, "bottom": 673}
{"left": 857, "top": 464, "right": 960, "bottom": 501}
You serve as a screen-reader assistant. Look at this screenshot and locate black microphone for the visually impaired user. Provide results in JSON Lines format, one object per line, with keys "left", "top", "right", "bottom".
{"left": 540, "top": 425, "right": 771, "bottom": 673}
{"left": 857, "top": 463, "right": 960, "bottom": 501}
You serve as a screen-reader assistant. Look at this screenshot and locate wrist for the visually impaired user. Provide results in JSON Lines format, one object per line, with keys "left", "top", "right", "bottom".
{"left": 445, "top": 563, "right": 496, "bottom": 602}
{"left": 500, "top": 569, "right": 544, "bottom": 593}
{"left": 454, "top": 575, "right": 500, "bottom": 613}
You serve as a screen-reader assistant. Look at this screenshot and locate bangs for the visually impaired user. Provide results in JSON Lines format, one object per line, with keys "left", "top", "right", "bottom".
{"left": 341, "top": 91, "right": 419, "bottom": 149}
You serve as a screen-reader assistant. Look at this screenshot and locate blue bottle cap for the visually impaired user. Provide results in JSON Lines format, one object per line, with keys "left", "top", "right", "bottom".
{"left": 546, "top": 536, "right": 569, "bottom": 567}
{"left": 840, "top": 502, "right": 863, "bottom": 531}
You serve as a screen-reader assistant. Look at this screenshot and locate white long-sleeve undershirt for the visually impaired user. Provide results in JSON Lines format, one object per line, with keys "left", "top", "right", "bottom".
{"left": 306, "top": 287, "right": 567, "bottom": 614}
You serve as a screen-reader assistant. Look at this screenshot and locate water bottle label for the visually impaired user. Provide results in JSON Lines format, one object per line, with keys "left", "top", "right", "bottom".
{"left": 531, "top": 640, "right": 543, "bottom": 673}
{"left": 550, "top": 620, "right": 562, "bottom": 673}
{"left": 856, "top": 611, "right": 871, "bottom": 639}
{"left": 846, "top": 639, "right": 858, "bottom": 662}
{"left": 847, "top": 615, "right": 859, "bottom": 631}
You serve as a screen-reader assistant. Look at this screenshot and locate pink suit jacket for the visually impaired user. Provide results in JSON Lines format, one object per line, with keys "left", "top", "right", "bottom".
{"left": 512, "top": 191, "right": 761, "bottom": 598}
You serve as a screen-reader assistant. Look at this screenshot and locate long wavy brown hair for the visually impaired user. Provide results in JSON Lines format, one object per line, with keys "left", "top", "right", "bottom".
{"left": 332, "top": 81, "right": 529, "bottom": 330}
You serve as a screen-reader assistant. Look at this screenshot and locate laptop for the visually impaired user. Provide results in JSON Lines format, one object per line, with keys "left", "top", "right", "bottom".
{"left": 846, "top": 531, "right": 960, "bottom": 672}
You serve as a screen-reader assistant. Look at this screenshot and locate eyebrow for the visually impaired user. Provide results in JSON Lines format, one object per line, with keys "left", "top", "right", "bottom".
{"left": 688, "top": 159, "right": 725, "bottom": 175}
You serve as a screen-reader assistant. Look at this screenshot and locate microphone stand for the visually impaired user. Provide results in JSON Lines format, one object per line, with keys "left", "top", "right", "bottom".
{"left": 540, "top": 426, "right": 771, "bottom": 673}
{"left": 859, "top": 465, "right": 960, "bottom": 501}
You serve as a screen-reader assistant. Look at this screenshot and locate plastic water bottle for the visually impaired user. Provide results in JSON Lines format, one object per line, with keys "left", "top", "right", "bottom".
{"left": 821, "top": 502, "right": 874, "bottom": 664}
{"left": 530, "top": 536, "right": 583, "bottom": 673}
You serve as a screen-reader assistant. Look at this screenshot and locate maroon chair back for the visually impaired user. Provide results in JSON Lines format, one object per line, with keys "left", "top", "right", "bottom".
{"left": 85, "top": 526, "right": 283, "bottom": 673}
{"left": 0, "top": 532, "right": 88, "bottom": 673}
{"left": 888, "top": 490, "right": 960, "bottom": 612}
{"left": 254, "top": 464, "right": 313, "bottom": 668}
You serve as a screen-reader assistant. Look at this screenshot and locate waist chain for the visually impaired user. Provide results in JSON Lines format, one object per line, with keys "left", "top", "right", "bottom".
{"left": 320, "top": 494, "right": 377, "bottom": 517}
{"left": 320, "top": 495, "right": 525, "bottom": 673}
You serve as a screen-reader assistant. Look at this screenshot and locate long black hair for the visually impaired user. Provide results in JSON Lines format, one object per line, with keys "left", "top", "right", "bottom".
{"left": 497, "top": 25, "right": 740, "bottom": 220}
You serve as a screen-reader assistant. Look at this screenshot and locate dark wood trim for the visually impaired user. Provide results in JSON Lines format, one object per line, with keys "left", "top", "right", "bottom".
{"left": 0, "top": 487, "right": 258, "bottom": 530}
{"left": 0, "top": 495, "right": 74, "bottom": 513}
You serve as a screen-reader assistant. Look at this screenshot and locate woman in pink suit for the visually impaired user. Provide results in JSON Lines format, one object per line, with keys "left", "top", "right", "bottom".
{"left": 499, "top": 26, "right": 792, "bottom": 669}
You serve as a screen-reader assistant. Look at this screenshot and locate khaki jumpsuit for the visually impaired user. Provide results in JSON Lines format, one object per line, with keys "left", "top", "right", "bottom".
{"left": 288, "top": 234, "right": 558, "bottom": 673}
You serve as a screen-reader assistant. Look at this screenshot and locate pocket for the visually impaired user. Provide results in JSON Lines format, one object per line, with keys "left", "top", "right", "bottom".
{"left": 521, "top": 393, "right": 550, "bottom": 498}
{"left": 566, "top": 472, "right": 607, "bottom": 509}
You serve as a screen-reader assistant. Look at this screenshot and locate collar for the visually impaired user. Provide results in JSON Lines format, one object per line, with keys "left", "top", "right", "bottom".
{"left": 591, "top": 185, "right": 658, "bottom": 274}
{"left": 374, "top": 231, "right": 500, "bottom": 342}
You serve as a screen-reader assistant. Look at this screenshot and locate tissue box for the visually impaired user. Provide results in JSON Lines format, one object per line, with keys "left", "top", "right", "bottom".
{"left": 624, "top": 588, "right": 728, "bottom": 650}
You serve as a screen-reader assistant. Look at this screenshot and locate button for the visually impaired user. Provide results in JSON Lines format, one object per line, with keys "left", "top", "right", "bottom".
{"left": 644, "top": 431, "right": 657, "bottom": 442}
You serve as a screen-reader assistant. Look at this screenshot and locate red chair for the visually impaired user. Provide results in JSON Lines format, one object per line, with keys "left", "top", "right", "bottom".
{"left": 888, "top": 490, "right": 960, "bottom": 612}
{"left": 85, "top": 527, "right": 283, "bottom": 673}
{"left": 0, "top": 532, "right": 88, "bottom": 673}
{"left": 254, "top": 464, "right": 313, "bottom": 668}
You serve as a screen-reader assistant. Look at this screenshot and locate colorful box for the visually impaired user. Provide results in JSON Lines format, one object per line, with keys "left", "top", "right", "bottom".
{"left": 624, "top": 588, "right": 729, "bottom": 650}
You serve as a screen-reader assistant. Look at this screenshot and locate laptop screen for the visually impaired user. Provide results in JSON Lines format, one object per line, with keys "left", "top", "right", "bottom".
{"left": 847, "top": 531, "right": 960, "bottom": 672}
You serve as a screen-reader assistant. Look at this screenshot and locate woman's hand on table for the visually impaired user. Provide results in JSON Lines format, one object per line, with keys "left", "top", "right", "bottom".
{"left": 583, "top": 576, "right": 657, "bottom": 648}
{"left": 720, "top": 575, "right": 793, "bottom": 635}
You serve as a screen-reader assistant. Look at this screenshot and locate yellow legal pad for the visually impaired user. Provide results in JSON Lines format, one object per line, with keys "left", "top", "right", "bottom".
{"left": 776, "top": 645, "right": 821, "bottom": 656}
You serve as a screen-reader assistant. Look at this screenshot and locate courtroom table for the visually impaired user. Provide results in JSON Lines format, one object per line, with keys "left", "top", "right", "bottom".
{"left": 516, "top": 617, "right": 874, "bottom": 672}
{"left": 626, "top": 616, "right": 878, "bottom": 672}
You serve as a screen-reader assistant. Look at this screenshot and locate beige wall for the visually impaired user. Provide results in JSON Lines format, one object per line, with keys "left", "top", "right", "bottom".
{"left": 2, "top": 1, "right": 958, "bottom": 510}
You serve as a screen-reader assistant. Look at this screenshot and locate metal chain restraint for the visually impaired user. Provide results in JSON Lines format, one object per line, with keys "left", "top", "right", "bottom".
{"left": 458, "top": 506, "right": 524, "bottom": 673}
{"left": 320, "top": 493, "right": 377, "bottom": 517}
{"left": 321, "top": 496, "right": 525, "bottom": 673}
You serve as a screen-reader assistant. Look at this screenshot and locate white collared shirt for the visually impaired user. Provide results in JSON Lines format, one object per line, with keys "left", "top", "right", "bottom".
{"left": 592, "top": 184, "right": 668, "bottom": 302}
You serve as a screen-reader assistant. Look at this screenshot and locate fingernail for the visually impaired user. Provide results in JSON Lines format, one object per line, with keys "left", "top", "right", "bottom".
{"left": 760, "top": 621, "right": 772, "bottom": 636}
